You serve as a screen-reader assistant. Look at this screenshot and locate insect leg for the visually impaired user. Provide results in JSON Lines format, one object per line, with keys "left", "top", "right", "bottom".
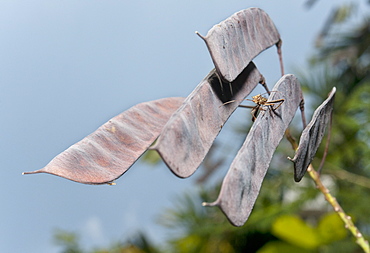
{"left": 265, "top": 99, "right": 284, "bottom": 118}
{"left": 265, "top": 99, "right": 285, "bottom": 110}
{"left": 251, "top": 107, "right": 258, "bottom": 122}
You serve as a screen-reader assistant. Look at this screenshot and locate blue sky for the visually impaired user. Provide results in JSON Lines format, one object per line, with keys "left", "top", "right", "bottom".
{"left": 1, "top": 1, "right": 365, "bottom": 252}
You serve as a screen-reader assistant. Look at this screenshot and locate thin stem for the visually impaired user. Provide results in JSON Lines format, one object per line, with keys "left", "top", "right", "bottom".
{"left": 259, "top": 75, "right": 270, "bottom": 95}
{"left": 287, "top": 133, "right": 369, "bottom": 252}
{"left": 307, "top": 165, "right": 370, "bottom": 253}
{"left": 276, "top": 40, "right": 285, "bottom": 76}
{"left": 285, "top": 128, "right": 298, "bottom": 150}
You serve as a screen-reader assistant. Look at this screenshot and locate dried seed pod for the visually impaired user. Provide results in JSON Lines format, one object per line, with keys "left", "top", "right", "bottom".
{"left": 197, "top": 8, "right": 282, "bottom": 83}
{"left": 153, "top": 63, "right": 263, "bottom": 178}
{"left": 289, "top": 87, "right": 336, "bottom": 182}
{"left": 23, "top": 97, "right": 185, "bottom": 184}
{"left": 204, "top": 74, "right": 303, "bottom": 226}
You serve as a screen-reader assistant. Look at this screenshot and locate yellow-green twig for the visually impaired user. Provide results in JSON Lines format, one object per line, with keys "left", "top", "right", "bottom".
{"left": 307, "top": 164, "right": 370, "bottom": 253}
{"left": 285, "top": 128, "right": 369, "bottom": 252}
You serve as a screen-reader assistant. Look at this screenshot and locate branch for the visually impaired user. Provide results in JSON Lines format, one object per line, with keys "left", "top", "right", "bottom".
{"left": 286, "top": 118, "right": 370, "bottom": 252}
{"left": 307, "top": 165, "right": 370, "bottom": 253}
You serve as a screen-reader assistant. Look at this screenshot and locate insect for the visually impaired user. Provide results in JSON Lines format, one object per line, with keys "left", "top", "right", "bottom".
{"left": 225, "top": 92, "right": 284, "bottom": 121}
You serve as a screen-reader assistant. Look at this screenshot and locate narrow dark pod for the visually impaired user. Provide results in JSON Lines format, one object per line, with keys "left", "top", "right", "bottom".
{"left": 288, "top": 87, "right": 336, "bottom": 182}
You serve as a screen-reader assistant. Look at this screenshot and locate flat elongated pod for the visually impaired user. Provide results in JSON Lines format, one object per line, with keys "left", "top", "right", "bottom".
{"left": 204, "top": 75, "right": 303, "bottom": 226}
{"left": 23, "top": 97, "right": 185, "bottom": 184}
{"left": 153, "top": 63, "right": 263, "bottom": 178}
{"left": 289, "top": 87, "right": 336, "bottom": 182}
{"left": 197, "top": 8, "right": 281, "bottom": 83}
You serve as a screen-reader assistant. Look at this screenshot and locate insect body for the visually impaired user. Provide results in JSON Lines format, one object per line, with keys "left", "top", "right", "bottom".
{"left": 240, "top": 93, "right": 284, "bottom": 121}
{"left": 222, "top": 92, "right": 284, "bottom": 121}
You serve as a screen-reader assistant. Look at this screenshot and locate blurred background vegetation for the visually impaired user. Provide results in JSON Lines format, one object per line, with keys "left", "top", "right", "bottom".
{"left": 55, "top": 1, "right": 370, "bottom": 252}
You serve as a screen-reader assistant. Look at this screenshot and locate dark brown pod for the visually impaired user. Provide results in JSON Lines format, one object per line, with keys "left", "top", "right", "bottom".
{"left": 289, "top": 87, "right": 336, "bottom": 182}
